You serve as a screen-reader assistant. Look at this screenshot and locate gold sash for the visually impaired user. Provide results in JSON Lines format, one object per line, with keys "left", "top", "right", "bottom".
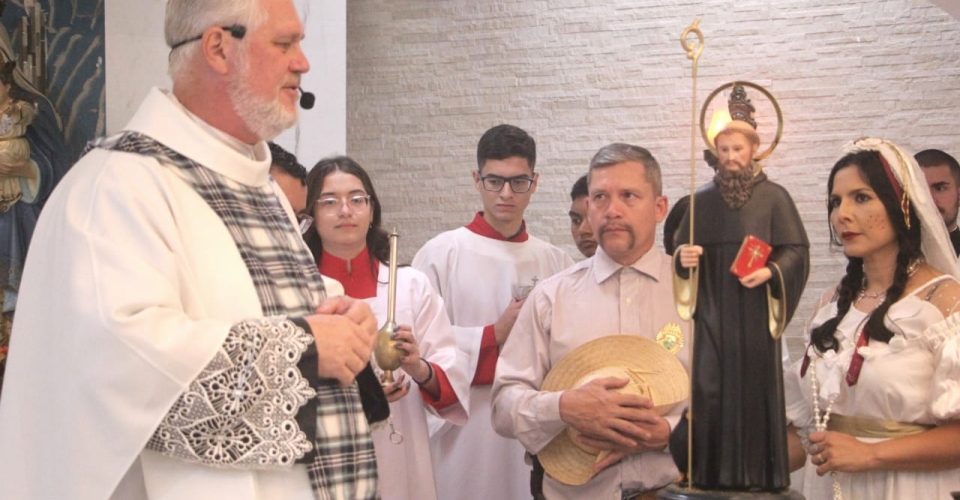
{"left": 828, "top": 414, "right": 933, "bottom": 438}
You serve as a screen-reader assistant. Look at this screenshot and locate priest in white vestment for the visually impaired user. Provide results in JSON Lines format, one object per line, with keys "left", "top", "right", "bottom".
{"left": 0, "top": 1, "right": 381, "bottom": 499}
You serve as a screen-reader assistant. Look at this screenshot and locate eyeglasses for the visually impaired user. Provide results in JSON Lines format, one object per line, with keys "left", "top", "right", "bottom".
{"left": 316, "top": 194, "right": 371, "bottom": 212}
{"left": 170, "top": 24, "right": 247, "bottom": 51}
{"left": 479, "top": 174, "right": 536, "bottom": 193}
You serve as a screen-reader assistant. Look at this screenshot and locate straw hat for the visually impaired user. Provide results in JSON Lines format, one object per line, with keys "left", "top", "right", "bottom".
{"left": 538, "top": 335, "right": 689, "bottom": 486}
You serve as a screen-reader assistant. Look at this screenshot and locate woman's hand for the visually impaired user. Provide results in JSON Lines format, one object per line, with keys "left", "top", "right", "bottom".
{"left": 808, "top": 430, "right": 878, "bottom": 475}
{"left": 382, "top": 372, "right": 410, "bottom": 403}
{"left": 393, "top": 325, "right": 430, "bottom": 383}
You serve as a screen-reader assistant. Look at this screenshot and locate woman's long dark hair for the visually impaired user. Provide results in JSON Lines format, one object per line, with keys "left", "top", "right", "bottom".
{"left": 810, "top": 150, "right": 922, "bottom": 352}
{"left": 303, "top": 156, "right": 390, "bottom": 269}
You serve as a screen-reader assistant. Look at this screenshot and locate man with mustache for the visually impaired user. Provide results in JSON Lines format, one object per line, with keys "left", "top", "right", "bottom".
{"left": 413, "top": 124, "right": 573, "bottom": 500}
{"left": 568, "top": 174, "right": 597, "bottom": 258}
{"left": 492, "top": 143, "right": 691, "bottom": 498}
{"left": 673, "top": 116, "right": 809, "bottom": 492}
{"left": 0, "top": 1, "right": 381, "bottom": 499}
{"left": 916, "top": 148, "right": 960, "bottom": 255}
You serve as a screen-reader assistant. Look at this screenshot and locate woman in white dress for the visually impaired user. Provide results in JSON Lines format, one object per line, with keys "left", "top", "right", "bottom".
{"left": 784, "top": 138, "right": 960, "bottom": 499}
{"left": 302, "top": 156, "right": 469, "bottom": 500}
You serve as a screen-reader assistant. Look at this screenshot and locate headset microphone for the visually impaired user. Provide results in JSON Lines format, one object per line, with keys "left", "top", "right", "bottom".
{"left": 299, "top": 87, "right": 315, "bottom": 110}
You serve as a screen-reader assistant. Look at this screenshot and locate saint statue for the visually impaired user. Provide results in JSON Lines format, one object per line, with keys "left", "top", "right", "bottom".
{"left": 671, "top": 84, "right": 809, "bottom": 494}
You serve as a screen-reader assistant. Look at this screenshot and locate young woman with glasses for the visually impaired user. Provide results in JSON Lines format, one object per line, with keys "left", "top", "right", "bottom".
{"left": 302, "top": 156, "right": 469, "bottom": 500}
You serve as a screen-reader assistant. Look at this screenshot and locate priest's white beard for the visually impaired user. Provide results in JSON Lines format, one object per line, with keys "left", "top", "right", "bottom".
{"left": 227, "top": 49, "right": 297, "bottom": 141}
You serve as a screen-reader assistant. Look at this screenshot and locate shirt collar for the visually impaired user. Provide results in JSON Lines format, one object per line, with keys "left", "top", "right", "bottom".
{"left": 464, "top": 212, "right": 529, "bottom": 242}
{"left": 591, "top": 245, "right": 664, "bottom": 284}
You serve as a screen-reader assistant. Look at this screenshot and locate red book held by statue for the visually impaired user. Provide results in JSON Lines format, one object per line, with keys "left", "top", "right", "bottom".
{"left": 730, "top": 235, "right": 772, "bottom": 278}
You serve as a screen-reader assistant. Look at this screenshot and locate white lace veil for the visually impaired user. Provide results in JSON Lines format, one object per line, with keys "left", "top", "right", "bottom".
{"left": 844, "top": 137, "right": 960, "bottom": 279}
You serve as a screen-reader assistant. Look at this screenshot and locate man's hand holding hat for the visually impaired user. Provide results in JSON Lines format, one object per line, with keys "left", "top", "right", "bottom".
{"left": 559, "top": 375, "right": 671, "bottom": 473}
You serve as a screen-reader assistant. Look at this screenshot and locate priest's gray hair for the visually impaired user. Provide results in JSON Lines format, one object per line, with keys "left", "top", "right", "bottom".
{"left": 588, "top": 142, "right": 663, "bottom": 196}
{"left": 165, "top": 0, "right": 268, "bottom": 80}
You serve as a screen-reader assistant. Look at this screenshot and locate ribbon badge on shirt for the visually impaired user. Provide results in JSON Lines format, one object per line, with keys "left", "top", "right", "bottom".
{"left": 656, "top": 322, "right": 684, "bottom": 354}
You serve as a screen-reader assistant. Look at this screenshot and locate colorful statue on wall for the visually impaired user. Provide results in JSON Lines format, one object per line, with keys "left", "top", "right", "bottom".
{"left": 0, "top": 16, "right": 69, "bottom": 387}
{"left": 0, "top": 60, "right": 37, "bottom": 213}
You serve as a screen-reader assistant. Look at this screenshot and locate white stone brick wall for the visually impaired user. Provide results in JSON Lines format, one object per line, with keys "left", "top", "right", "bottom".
{"left": 345, "top": 0, "right": 960, "bottom": 358}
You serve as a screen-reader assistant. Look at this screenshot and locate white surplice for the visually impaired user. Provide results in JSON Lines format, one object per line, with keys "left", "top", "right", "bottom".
{"left": 364, "top": 263, "right": 469, "bottom": 500}
{"left": 413, "top": 226, "right": 574, "bottom": 500}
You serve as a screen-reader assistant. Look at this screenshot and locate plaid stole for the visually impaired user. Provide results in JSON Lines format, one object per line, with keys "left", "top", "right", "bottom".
{"left": 90, "top": 132, "right": 378, "bottom": 499}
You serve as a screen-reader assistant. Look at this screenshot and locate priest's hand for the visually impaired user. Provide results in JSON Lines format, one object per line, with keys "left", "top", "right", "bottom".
{"left": 677, "top": 244, "right": 703, "bottom": 269}
{"left": 559, "top": 377, "right": 653, "bottom": 451}
{"left": 739, "top": 266, "right": 772, "bottom": 288}
{"left": 494, "top": 298, "right": 525, "bottom": 346}
{"left": 317, "top": 295, "right": 379, "bottom": 335}
{"left": 308, "top": 297, "right": 377, "bottom": 386}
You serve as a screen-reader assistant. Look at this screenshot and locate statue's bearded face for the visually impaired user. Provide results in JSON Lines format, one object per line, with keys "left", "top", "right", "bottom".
{"left": 715, "top": 131, "right": 760, "bottom": 209}
{"left": 716, "top": 131, "right": 757, "bottom": 174}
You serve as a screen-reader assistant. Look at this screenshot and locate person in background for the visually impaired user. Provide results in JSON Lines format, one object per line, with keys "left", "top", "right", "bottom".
{"left": 916, "top": 148, "right": 960, "bottom": 255}
{"left": 268, "top": 141, "right": 307, "bottom": 215}
{"left": 568, "top": 174, "right": 596, "bottom": 258}
{"left": 303, "top": 155, "right": 469, "bottom": 500}
{"left": 412, "top": 124, "right": 573, "bottom": 500}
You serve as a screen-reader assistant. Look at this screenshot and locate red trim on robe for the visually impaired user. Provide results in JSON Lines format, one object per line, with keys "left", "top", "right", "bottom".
{"left": 465, "top": 212, "right": 529, "bottom": 242}
{"left": 319, "top": 247, "right": 460, "bottom": 409}
{"left": 419, "top": 363, "right": 459, "bottom": 410}
{"left": 471, "top": 324, "right": 499, "bottom": 386}
{"left": 318, "top": 248, "right": 378, "bottom": 299}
